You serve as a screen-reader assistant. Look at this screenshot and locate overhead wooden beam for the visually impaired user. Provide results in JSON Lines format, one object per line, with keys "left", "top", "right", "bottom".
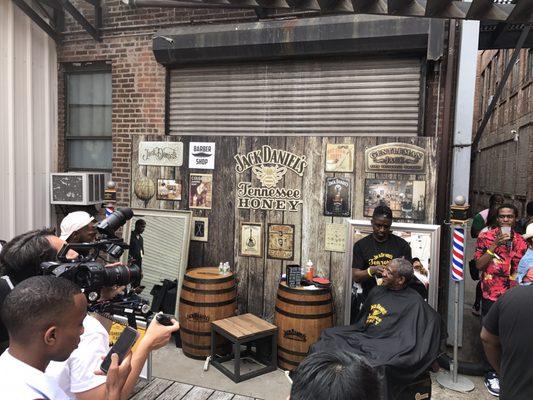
{"left": 506, "top": 0, "right": 533, "bottom": 22}
{"left": 488, "top": 22, "right": 508, "bottom": 47}
{"left": 466, "top": 0, "right": 509, "bottom": 21}
{"left": 12, "top": 0, "right": 61, "bottom": 42}
{"left": 425, "top": 0, "right": 450, "bottom": 16}
{"left": 351, "top": 0, "right": 387, "bottom": 14}
{"left": 318, "top": 0, "right": 354, "bottom": 12}
{"left": 388, "top": 0, "right": 425, "bottom": 15}
{"left": 56, "top": 0, "right": 101, "bottom": 41}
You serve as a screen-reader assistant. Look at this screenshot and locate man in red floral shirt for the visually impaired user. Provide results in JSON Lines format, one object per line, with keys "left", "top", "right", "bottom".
{"left": 475, "top": 203, "right": 527, "bottom": 396}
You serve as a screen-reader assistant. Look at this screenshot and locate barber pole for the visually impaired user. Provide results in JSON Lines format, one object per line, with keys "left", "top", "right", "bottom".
{"left": 451, "top": 227, "right": 465, "bottom": 281}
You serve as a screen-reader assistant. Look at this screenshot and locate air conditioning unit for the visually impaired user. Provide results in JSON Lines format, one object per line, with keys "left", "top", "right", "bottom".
{"left": 50, "top": 173, "right": 109, "bottom": 205}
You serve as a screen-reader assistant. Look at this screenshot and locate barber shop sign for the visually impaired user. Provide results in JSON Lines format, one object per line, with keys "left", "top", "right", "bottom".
{"left": 234, "top": 145, "right": 308, "bottom": 212}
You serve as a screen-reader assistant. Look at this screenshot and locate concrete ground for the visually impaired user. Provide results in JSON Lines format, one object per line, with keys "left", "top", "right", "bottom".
{"left": 152, "top": 344, "right": 496, "bottom": 400}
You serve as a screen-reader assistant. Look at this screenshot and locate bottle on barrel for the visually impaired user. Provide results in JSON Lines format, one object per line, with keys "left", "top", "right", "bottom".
{"left": 305, "top": 260, "right": 315, "bottom": 281}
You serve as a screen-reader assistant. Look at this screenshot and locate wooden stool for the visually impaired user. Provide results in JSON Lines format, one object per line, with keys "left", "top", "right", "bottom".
{"left": 211, "top": 313, "right": 278, "bottom": 383}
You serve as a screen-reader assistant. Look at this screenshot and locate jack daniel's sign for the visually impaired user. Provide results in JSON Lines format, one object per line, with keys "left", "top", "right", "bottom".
{"left": 365, "top": 143, "right": 426, "bottom": 173}
{"left": 234, "top": 145, "right": 307, "bottom": 212}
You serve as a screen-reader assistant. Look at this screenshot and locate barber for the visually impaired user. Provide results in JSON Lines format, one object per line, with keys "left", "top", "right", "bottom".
{"left": 0, "top": 228, "right": 179, "bottom": 400}
{"left": 351, "top": 206, "right": 412, "bottom": 316}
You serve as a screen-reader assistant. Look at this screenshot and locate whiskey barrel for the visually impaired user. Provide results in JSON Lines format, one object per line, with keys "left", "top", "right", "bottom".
{"left": 179, "top": 267, "right": 236, "bottom": 359}
{"left": 274, "top": 282, "right": 334, "bottom": 370}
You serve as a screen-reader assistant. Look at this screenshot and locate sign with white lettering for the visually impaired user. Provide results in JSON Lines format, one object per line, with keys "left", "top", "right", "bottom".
{"left": 189, "top": 142, "right": 215, "bottom": 170}
{"left": 365, "top": 143, "right": 426, "bottom": 173}
{"left": 138, "top": 142, "right": 183, "bottom": 167}
{"left": 234, "top": 145, "right": 307, "bottom": 212}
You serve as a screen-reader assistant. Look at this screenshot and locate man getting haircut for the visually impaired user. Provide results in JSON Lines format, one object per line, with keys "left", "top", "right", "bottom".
{"left": 290, "top": 351, "right": 380, "bottom": 400}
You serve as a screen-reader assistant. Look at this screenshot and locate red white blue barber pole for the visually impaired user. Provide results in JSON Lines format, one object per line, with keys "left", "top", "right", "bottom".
{"left": 451, "top": 227, "right": 465, "bottom": 281}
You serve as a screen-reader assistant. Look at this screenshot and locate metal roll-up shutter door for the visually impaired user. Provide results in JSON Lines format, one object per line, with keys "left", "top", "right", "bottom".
{"left": 169, "top": 57, "right": 422, "bottom": 136}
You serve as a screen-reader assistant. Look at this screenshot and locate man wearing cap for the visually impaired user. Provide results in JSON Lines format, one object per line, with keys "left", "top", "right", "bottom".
{"left": 60, "top": 211, "right": 97, "bottom": 244}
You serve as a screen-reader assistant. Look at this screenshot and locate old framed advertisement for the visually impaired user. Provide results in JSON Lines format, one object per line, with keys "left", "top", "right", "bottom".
{"left": 365, "top": 143, "right": 426, "bottom": 174}
{"left": 157, "top": 179, "right": 181, "bottom": 201}
{"left": 325, "top": 143, "right": 354, "bottom": 172}
{"left": 267, "top": 224, "right": 295, "bottom": 260}
{"left": 324, "top": 177, "right": 351, "bottom": 217}
{"left": 240, "top": 222, "right": 263, "bottom": 257}
{"left": 363, "top": 179, "right": 426, "bottom": 220}
{"left": 189, "top": 173, "right": 213, "bottom": 209}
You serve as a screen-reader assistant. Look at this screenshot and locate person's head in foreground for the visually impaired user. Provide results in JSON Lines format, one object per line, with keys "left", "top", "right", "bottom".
{"left": 371, "top": 205, "right": 393, "bottom": 242}
{"left": 381, "top": 258, "right": 413, "bottom": 290}
{"left": 1, "top": 275, "right": 86, "bottom": 369}
{"left": 290, "top": 351, "right": 379, "bottom": 400}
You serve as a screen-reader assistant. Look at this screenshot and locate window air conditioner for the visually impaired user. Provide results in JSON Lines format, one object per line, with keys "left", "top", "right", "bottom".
{"left": 50, "top": 173, "right": 109, "bottom": 205}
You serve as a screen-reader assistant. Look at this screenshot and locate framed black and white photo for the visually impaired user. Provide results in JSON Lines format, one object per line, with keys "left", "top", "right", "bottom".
{"left": 324, "top": 177, "right": 351, "bottom": 217}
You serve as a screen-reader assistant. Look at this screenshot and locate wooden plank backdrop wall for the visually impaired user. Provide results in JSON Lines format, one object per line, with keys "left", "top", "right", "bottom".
{"left": 130, "top": 135, "right": 437, "bottom": 325}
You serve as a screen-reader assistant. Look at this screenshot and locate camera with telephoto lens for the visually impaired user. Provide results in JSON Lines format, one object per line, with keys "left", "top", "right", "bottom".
{"left": 41, "top": 208, "right": 141, "bottom": 302}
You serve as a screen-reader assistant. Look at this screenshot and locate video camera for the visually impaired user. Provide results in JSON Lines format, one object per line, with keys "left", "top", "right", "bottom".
{"left": 41, "top": 208, "right": 142, "bottom": 302}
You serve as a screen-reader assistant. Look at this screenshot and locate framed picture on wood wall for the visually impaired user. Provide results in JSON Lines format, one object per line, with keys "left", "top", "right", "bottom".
{"left": 324, "top": 177, "right": 351, "bottom": 217}
{"left": 267, "top": 224, "right": 295, "bottom": 260}
{"left": 363, "top": 179, "right": 426, "bottom": 220}
{"left": 240, "top": 222, "right": 263, "bottom": 257}
{"left": 325, "top": 143, "right": 354, "bottom": 172}
{"left": 157, "top": 179, "right": 182, "bottom": 201}
{"left": 191, "top": 217, "right": 209, "bottom": 242}
{"left": 189, "top": 173, "right": 213, "bottom": 209}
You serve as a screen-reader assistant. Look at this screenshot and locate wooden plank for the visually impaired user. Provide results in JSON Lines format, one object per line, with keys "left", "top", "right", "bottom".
{"left": 130, "top": 378, "right": 150, "bottom": 396}
{"left": 202, "top": 136, "right": 238, "bottom": 267}
{"left": 129, "top": 378, "right": 173, "bottom": 400}
{"left": 234, "top": 137, "right": 251, "bottom": 314}
{"left": 262, "top": 135, "right": 286, "bottom": 322}
{"left": 301, "top": 136, "right": 330, "bottom": 278}
{"left": 232, "top": 395, "right": 255, "bottom": 400}
{"left": 156, "top": 382, "right": 194, "bottom": 400}
{"left": 208, "top": 391, "right": 235, "bottom": 400}
{"left": 213, "top": 313, "right": 277, "bottom": 338}
{"left": 181, "top": 386, "right": 215, "bottom": 400}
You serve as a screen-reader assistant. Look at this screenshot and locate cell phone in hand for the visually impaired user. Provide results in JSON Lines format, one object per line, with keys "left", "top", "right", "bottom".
{"left": 155, "top": 313, "right": 174, "bottom": 326}
{"left": 100, "top": 326, "right": 139, "bottom": 374}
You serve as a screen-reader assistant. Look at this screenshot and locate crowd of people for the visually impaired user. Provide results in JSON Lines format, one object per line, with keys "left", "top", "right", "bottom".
{"left": 0, "top": 198, "right": 531, "bottom": 400}
{"left": 0, "top": 211, "right": 179, "bottom": 399}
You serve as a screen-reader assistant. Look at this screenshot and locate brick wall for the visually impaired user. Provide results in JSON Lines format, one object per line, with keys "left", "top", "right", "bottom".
{"left": 58, "top": 1, "right": 451, "bottom": 208}
{"left": 58, "top": 1, "right": 255, "bottom": 206}
{"left": 470, "top": 48, "right": 533, "bottom": 213}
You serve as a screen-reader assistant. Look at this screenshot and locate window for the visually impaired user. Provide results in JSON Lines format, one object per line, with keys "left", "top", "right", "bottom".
{"left": 479, "top": 72, "right": 485, "bottom": 112}
{"left": 66, "top": 68, "right": 112, "bottom": 170}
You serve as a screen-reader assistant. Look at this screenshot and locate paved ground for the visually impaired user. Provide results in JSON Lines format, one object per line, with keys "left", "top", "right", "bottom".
{"left": 151, "top": 344, "right": 496, "bottom": 400}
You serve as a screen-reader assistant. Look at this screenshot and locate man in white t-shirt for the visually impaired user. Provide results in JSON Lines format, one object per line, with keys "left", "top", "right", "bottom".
{"left": 0, "top": 229, "right": 180, "bottom": 400}
{"left": 0, "top": 276, "right": 88, "bottom": 399}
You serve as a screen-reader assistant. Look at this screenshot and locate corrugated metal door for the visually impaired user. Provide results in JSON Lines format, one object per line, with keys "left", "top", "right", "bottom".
{"left": 169, "top": 57, "right": 422, "bottom": 136}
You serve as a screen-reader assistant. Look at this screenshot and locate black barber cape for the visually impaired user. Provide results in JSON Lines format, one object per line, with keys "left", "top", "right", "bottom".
{"left": 310, "top": 286, "right": 441, "bottom": 400}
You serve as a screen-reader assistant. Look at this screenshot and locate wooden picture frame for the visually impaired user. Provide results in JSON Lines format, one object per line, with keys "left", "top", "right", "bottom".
{"left": 267, "top": 224, "right": 295, "bottom": 260}
{"left": 240, "top": 222, "right": 263, "bottom": 257}
{"left": 191, "top": 217, "right": 209, "bottom": 242}
{"left": 325, "top": 143, "right": 354, "bottom": 172}
{"left": 156, "top": 179, "right": 182, "bottom": 201}
{"left": 189, "top": 173, "right": 213, "bottom": 210}
{"left": 363, "top": 179, "right": 426, "bottom": 220}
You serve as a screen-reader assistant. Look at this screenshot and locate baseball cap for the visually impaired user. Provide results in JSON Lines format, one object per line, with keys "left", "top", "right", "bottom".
{"left": 523, "top": 224, "right": 533, "bottom": 241}
{"left": 60, "top": 211, "right": 95, "bottom": 241}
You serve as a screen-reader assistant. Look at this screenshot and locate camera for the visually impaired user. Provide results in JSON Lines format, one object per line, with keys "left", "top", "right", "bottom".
{"left": 41, "top": 207, "right": 141, "bottom": 301}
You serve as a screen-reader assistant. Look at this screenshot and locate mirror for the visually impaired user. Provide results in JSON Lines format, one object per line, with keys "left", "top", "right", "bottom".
{"left": 343, "top": 219, "right": 441, "bottom": 324}
{"left": 122, "top": 209, "right": 192, "bottom": 317}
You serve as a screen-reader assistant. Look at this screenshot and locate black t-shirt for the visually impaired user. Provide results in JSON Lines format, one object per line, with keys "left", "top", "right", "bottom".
{"left": 129, "top": 232, "right": 144, "bottom": 268}
{"left": 483, "top": 286, "right": 533, "bottom": 400}
{"left": 352, "top": 233, "right": 412, "bottom": 298}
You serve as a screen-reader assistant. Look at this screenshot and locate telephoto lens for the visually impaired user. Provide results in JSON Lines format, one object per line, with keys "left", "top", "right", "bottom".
{"left": 96, "top": 207, "right": 134, "bottom": 236}
{"left": 104, "top": 263, "right": 142, "bottom": 287}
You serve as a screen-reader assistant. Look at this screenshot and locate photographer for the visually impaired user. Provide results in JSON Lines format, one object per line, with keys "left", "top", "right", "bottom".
{"left": 0, "top": 228, "right": 179, "bottom": 400}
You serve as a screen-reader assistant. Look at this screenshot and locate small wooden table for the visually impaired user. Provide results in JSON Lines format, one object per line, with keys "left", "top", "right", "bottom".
{"left": 211, "top": 313, "right": 278, "bottom": 383}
